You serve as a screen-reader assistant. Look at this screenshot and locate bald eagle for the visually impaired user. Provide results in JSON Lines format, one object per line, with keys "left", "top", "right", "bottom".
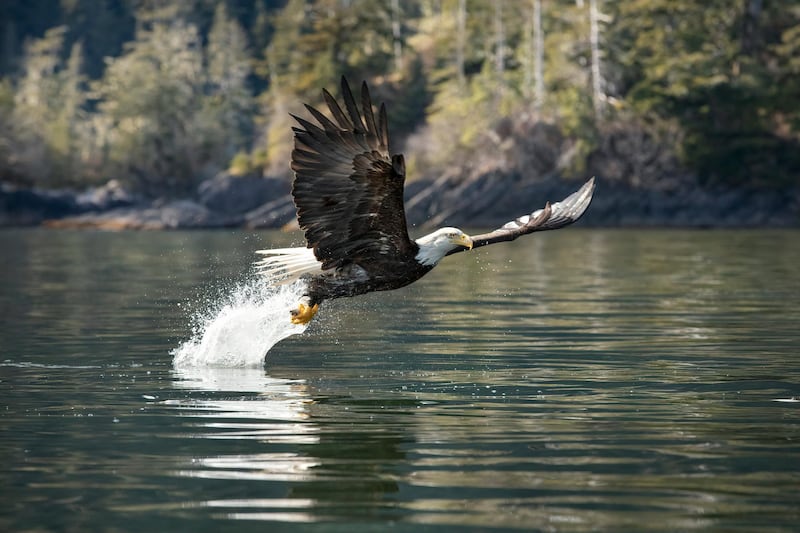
{"left": 256, "top": 78, "right": 595, "bottom": 325}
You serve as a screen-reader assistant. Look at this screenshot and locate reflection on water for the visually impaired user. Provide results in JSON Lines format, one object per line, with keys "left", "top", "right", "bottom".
{"left": 170, "top": 366, "right": 321, "bottom": 523}
{"left": 171, "top": 367, "right": 314, "bottom": 429}
{"left": 1, "top": 229, "right": 799, "bottom": 532}
{"left": 164, "top": 360, "right": 800, "bottom": 530}
{"left": 167, "top": 365, "right": 411, "bottom": 524}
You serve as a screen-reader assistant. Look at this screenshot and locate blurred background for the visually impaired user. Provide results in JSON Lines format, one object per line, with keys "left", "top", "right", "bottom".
{"left": 1, "top": 0, "right": 798, "bottom": 227}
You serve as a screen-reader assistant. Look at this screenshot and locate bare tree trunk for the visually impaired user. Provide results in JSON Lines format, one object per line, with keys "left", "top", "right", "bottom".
{"left": 523, "top": 0, "right": 544, "bottom": 109}
{"left": 533, "top": 0, "right": 544, "bottom": 110}
{"left": 391, "top": 0, "right": 403, "bottom": 72}
{"left": 589, "top": 0, "right": 605, "bottom": 118}
{"left": 456, "top": 0, "right": 466, "bottom": 90}
{"left": 494, "top": 0, "right": 504, "bottom": 77}
{"left": 741, "top": 0, "right": 763, "bottom": 56}
{"left": 524, "top": 5, "right": 533, "bottom": 99}
{"left": 494, "top": 0, "right": 505, "bottom": 105}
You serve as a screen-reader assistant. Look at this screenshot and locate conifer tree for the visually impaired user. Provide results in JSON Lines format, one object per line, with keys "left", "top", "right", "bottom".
{"left": 91, "top": 20, "right": 206, "bottom": 194}
{"left": 11, "top": 26, "right": 88, "bottom": 186}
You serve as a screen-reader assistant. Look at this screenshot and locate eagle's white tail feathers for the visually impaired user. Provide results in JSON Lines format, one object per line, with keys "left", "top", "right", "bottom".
{"left": 255, "top": 247, "right": 322, "bottom": 285}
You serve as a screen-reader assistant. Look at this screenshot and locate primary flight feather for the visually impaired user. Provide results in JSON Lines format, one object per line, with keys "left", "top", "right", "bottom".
{"left": 256, "top": 77, "right": 595, "bottom": 324}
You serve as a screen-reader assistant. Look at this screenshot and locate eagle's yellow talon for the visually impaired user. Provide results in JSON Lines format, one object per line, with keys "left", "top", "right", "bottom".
{"left": 291, "top": 303, "right": 319, "bottom": 325}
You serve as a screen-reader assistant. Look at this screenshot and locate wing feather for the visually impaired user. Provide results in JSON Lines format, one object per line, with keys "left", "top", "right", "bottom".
{"left": 378, "top": 103, "right": 390, "bottom": 151}
{"left": 304, "top": 103, "right": 340, "bottom": 133}
{"left": 291, "top": 77, "right": 414, "bottom": 271}
{"left": 322, "top": 88, "right": 351, "bottom": 129}
{"left": 447, "top": 178, "right": 595, "bottom": 256}
{"left": 361, "top": 81, "right": 379, "bottom": 141}
{"left": 341, "top": 76, "right": 366, "bottom": 133}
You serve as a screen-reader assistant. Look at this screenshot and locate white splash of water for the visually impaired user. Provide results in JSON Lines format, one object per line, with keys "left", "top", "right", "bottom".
{"left": 172, "top": 277, "right": 308, "bottom": 368}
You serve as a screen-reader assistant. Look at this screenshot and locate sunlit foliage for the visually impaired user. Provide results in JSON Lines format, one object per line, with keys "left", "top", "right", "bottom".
{"left": 0, "top": 0, "right": 797, "bottom": 193}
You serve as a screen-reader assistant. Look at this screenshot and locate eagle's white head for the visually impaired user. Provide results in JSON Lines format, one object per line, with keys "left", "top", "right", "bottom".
{"left": 414, "top": 227, "right": 473, "bottom": 266}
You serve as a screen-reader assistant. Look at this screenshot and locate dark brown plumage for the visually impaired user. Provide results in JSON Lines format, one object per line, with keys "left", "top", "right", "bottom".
{"left": 291, "top": 78, "right": 415, "bottom": 271}
{"left": 288, "top": 78, "right": 430, "bottom": 310}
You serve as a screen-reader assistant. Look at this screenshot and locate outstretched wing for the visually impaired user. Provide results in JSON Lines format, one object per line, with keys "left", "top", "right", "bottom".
{"left": 447, "top": 178, "right": 595, "bottom": 256}
{"left": 291, "top": 77, "right": 414, "bottom": 271}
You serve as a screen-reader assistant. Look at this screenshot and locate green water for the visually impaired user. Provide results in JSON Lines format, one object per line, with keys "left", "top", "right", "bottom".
{"left": 1, "top": 228, "right": 799, "bottom": 532}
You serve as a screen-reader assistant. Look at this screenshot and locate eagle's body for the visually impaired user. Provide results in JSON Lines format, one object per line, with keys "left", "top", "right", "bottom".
{"left": 256, "top": 78, "right": 595, "bottom": 324}
{"left": 307, "top": 250, "right": 432, "bottom": 301}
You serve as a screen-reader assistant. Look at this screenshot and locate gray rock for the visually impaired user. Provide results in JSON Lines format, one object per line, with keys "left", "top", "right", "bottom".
{"left": 0, "top": 184, "right": 80, "bottom": 226}
{"left": 197, "top": 173, "right": 289, "bottom": 215}
{"left": 45, "top": 200, "right": 241, "bottom": 230}
{"left": 75, "top": 179, "right": 141, "bottom": 211}
{"left": 245, "top": 196, "right": 297, "bottom": 229}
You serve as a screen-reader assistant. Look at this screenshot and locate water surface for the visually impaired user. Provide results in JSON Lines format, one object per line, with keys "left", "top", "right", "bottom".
{"left": 1, "top": 228, "right": 799, "bottom": 532}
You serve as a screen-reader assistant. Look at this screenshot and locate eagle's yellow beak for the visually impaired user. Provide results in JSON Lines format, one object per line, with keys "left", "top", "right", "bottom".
{"left": 457, "top": 234, "right": 473, "bottom": 250}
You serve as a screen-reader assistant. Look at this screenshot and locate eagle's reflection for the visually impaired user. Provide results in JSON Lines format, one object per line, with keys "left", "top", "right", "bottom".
{"left": 168, "top": 366, "right": 407, "bottom": 522}
{"left": 170, "top": 367, "right": 320, "bottom": 485}
{"left": 172, "top": 367, "right": 314, "bottom": 425}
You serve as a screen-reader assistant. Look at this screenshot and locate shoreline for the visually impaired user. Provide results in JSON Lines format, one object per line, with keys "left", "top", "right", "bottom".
{"left": 2, "top": 173, "right": 798, "bottom": 231}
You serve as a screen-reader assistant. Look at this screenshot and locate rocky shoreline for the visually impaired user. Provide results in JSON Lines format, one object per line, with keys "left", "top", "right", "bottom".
{"left": 2, "top": 171, "right": 798, "bottom": 231}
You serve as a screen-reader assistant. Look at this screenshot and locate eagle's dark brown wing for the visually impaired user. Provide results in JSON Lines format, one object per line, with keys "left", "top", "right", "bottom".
{"left": 447, "top": 178, "right": 595, "bottom": 256}
{"left": 291, "top": 77, "right": 414, "bottom": 271}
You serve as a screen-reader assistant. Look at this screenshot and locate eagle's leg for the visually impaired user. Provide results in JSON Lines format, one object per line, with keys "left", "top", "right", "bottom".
{"left": 290, "top": 301, "right": 320, "bottom": 325}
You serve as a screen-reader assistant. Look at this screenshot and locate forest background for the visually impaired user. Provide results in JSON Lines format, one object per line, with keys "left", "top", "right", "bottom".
{"left": 0, "top": 0, "right": 798, "bottom": 225}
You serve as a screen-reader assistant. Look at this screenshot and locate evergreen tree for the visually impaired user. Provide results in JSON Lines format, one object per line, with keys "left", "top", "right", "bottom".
{"left": 10, "top": 26, "right": 87, "bottom": 186}
{"left": 90, "top": 20, "right": 207, "bottom": 194}
{"left": 609, "top": 0, "right": 800, "bottom": 185}
{"left": 204, "top": 3, "right": 255, "bottom": 168}
{"left": 0, "top": 0, "right": 797, "bottom": 191}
